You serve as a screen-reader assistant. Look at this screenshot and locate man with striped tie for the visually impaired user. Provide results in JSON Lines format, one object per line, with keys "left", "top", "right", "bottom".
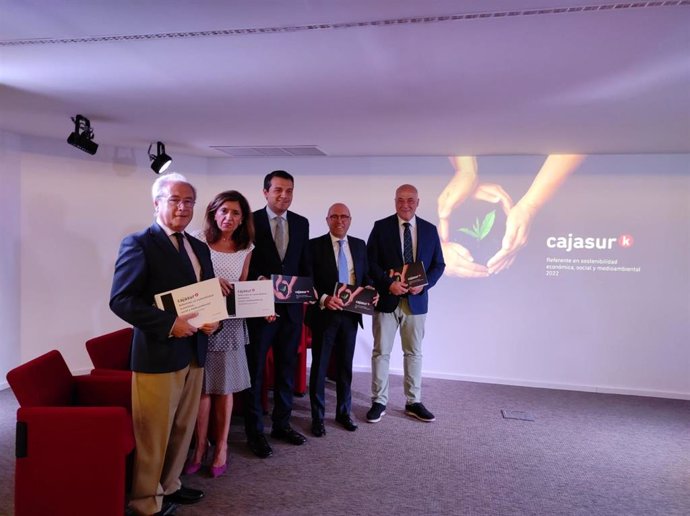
{"left": 366, "top": 184, "right": 446, "bottom": 424}
{"left": 110, "top": 173, "right": 218, "bottom": 515}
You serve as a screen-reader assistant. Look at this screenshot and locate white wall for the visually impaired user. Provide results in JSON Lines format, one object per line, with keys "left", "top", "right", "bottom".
{"left": 3, "top": 133, "right": 688, "bottom": 399}
{"left": 0, "top": 131, "right": 21, "bottom": 387}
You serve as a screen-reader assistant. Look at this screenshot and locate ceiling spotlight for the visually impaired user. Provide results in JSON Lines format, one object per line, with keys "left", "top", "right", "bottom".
{"left": 67, "top": 114, "right": 99, "bottom": 155}
{"left": 148, "top": 141, "right": 173, "bottom": 174}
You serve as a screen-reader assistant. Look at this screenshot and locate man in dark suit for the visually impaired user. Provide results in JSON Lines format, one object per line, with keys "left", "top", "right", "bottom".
{"left": 110, "top": 173, "right": 219, "bottom": 516}
{"left": 307, "top": 203, "right": 375, "bottom": 437}
{"left": 245, "top": 170, "right": 311, "bottom": 458}
{"left": 366, "top": 184, "right": 446, "bottom": 424}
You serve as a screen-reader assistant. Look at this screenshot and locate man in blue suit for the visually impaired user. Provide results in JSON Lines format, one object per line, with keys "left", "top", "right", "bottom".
{"left": 110, "top": 173, "right": 218, "bottom": 516}
{"left": 245, "top": 170, "right": 311, "bottom": 458}
{"left": 366, "top": 184, "right": 446, "bottom": 424}
{"left": 306, "top": 203, "right": 375, "bottom": 437}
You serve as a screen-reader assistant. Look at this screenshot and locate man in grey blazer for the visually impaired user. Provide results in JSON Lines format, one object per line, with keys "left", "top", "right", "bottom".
{"left": 110, "top": 173, "right": 219, "bottom": 516}
{"left": 366, "top": 184, "right": 445, "bottom": 424}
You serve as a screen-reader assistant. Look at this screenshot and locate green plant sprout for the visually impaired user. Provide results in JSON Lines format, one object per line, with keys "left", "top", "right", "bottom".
{"left": 458, "top": 210, "right": 496, "bottom": 241}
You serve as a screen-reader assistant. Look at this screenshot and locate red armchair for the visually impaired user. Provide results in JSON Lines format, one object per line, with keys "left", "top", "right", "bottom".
{"left": 86, "top": 327, "right": 133, "bottom": 378}
{"left": 6, "top": 350, "right": 135, "bottom": 516}
{"left": 264, "top": 307, "right": 311, "bottom": 398}
{"left": 297, "top": 320, "right": 311, "bottom": 394}
{"left": 84, "top": 327, "right": 265, "bottom": 414}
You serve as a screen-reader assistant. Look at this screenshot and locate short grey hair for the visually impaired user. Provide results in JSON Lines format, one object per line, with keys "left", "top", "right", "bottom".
{"left": 151, "top": 172, "right": 196, "bottom": 201}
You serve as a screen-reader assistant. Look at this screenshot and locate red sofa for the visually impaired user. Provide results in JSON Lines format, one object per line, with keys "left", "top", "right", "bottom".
{"left": 6, "top": 350, "right": 135, "bottom": 516}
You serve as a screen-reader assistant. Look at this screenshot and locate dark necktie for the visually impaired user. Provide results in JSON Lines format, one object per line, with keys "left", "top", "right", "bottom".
{"left": 338, "top": 239, "right": 349, "bottom": 284}
{"left": 174, "top": 232, "right": 197, "bottom": 281}
{"left": 403, "top": 222, "right": 413, "bottom": 264}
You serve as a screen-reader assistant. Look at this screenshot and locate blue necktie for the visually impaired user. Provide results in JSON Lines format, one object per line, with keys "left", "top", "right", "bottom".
{"left": 338, "top": 239, "right": 349, "bottom": 284}
{"left": 174, "top": 232, "right": 197, "bottom": 281}
{"left": 403, "top": 223, "right": 413, "bottom": 264}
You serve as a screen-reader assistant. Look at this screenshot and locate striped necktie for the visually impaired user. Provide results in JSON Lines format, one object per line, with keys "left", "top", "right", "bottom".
{"left": 403, "top": 222, "right": 413, "bottom": 263}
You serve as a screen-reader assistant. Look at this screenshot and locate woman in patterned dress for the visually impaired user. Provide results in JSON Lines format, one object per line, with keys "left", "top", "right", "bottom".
{"left": 185, "top": 190, "right": 254, "bottom": 477}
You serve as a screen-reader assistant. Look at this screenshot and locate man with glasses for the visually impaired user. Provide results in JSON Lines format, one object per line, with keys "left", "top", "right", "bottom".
{"left": 111, "top": 172, "right": 219, "bottom": 516}
{"left": 306, "top": 203, "right": 374, "bottom": 437}
{"left": 366, "top": 184, "right": 445, "bottom": 424}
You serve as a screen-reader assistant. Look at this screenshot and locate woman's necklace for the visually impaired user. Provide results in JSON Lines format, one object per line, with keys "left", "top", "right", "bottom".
{"left": 218, "top": 235, "right": 235, "bottom": 252}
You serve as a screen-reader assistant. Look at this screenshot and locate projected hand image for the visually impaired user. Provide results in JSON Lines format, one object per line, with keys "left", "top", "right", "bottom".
{"left": 438, "top": 154, "right": 585, "bottom": 276}
{"left": 438, "top": 157, "right": 512, "bottom": 278}
{"left": 484, "top": 200, "right": 536, "bottom": 274}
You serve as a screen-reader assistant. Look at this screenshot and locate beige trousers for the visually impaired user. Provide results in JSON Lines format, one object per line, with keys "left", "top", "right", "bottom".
{"left": 371, "top": 298, "right": 426, "bottom": 406}
{"left": 128, "top": 363, "right": 203, "bottom": 516}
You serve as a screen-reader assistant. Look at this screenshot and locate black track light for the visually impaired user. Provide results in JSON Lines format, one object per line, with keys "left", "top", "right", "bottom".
{"left": 148, "top": 141, "right": 173, "bottom": 174}
{"left": 67, "top": 115, "right": 99, "bottom": 155}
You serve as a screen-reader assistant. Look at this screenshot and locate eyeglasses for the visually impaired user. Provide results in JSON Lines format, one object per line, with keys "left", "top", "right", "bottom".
{"left": 164, "top": 197, "right": 195, "bottom": 208}
{"left": 328, "top": 215, "right": 351, "bottom": 221}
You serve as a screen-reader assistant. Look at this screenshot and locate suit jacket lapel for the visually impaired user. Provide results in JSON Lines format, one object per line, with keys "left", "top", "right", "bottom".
{"left": 415, "top": 217, "right": 428, "bottom": 264}
{"left": 347, "top": 235, "right": 362, "bottom": 285}
{"left": 150, "top": 223, "right": 177, "bottom": 255}
{"left": 285, "top": 210, "right": 298, "bottom": 260}
{"left": 389, "top": 215, "right": 404, "bottom": 263}
{"left": 322, "top": 234, "right": 338, "bottom": 280}
{"left": 256, "top": 208, "right": 270, "bottom": 231}
{"left": 150, "top": 223, "right": 197, "bottom": 283}
{"left": 414, "top": 220, "right": 423, "bottom": 263}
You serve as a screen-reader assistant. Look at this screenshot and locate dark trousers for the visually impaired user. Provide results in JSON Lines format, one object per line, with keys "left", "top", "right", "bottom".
{"left": 309, "top": 312, "right": 358, "bottom": 422}
{"left": 245, "top": 315, "right": 302, "bottom": 436}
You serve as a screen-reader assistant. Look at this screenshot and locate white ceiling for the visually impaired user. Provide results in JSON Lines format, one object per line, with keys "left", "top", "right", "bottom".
{"left": 1, "top": 0, "right": 689, "bottom": 158}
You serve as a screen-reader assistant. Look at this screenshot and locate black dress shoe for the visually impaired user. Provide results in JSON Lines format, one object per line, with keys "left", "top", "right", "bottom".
{"left": 335, "top": 414, "right": 359, "bottom": 431}
{"left": 153, "top": 501, "right": 178, "bottom": 515}
{"left": 271, "top": 425, "right": 307, "bottom": 445}
{"left": 247, "top": 433, "right": 273, "bottom": 458}
{"left": 163, "top": 486, "right": 204, "bottom": 505}
{"left": 311, "top": 420, "right": 326, "bottom": 437}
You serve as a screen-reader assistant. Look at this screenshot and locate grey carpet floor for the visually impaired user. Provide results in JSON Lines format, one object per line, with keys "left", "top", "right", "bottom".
{"left": 1, "top": 372, "right": 688, "bottom": 516}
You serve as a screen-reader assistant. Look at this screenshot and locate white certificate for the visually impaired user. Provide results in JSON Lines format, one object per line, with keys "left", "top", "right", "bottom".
{"left": 226, "top": 279, "right": 275, "bottom": 319}
{"left": 154, "top": 278, "right": 228, "bottom": 327}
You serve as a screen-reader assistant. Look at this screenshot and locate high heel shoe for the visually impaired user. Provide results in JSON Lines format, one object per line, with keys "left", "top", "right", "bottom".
{"left": 183, "top": 461, "right": 202, "bottom": 475}
{"left": 210, "top": 463, "right": 227, "bottom": 478}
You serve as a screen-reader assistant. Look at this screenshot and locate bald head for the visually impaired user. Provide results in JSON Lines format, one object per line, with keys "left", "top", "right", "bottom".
{"left": 395, "top": 184, "right": 419, "bottom": 221}
{"left": 395, "top": 184, "right": 418, "bottom": 197}
{"left": 326, "top": 203, "right": 351, "bottom": 239}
